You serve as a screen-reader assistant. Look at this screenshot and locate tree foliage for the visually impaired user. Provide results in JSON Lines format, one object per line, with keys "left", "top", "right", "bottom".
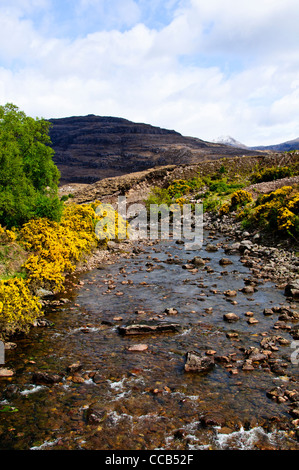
{"left": 0, "top": 103, "right": 62, "bottom": 227}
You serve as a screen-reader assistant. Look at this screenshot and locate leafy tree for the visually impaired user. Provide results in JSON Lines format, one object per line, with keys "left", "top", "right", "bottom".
{"left": 0, "top": 103, "right": 62, "bottom": 227}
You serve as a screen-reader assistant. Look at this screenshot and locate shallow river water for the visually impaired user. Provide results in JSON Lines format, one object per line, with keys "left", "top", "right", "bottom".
{"left": 0, "top": 231, "right": 298, "bottom": 450}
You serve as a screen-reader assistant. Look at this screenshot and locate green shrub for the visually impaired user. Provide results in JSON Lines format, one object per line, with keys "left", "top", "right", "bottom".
{"left": 0, "top": 103, "right": 62, "bottom": 228}
{"left": 250, "top": 166, "right": 294, "bottom": 184}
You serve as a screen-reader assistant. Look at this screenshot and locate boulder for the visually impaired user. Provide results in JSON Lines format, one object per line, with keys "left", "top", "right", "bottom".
{"left": 284, "top": 280, "right": 299, "bottom": 299}
{"left": 239, "top": 240, "right": 253, "bottom": 252}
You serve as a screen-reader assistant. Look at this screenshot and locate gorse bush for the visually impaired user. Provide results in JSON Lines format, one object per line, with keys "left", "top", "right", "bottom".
{"left": 20, "top": 202, "right": 127, "bottom": 293}
{"left": 0, "top": 277, "right": 42, "bottom": 336}
{"left": 0, "top": 201, "right": 128, "bottom": 336}
{"left": 243, "top": 186, "right": 298, "bottom": 237}
{"left": 167, "top": 178, "right": 204, "bottom": 199}
{"left": 250, "top": 166, "right": 294, "bottom": 184}
{"left": 145, "top": 177, "right": 204, "bottom": 209}
{"left": 230, "top": 190, "right": 253, "bottom": 208}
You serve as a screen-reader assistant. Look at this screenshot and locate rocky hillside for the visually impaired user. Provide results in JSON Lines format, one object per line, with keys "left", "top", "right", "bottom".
{"left": 59, "top": 152, "right": 298, "bottom": 206}
{"left": 49, "top": 115, "right": 263, "bottom": 185}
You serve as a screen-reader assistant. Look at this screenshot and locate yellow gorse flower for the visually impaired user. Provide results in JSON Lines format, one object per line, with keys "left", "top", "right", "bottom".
{"left": 0, "top": 277, "right": 42, "bottom": 335}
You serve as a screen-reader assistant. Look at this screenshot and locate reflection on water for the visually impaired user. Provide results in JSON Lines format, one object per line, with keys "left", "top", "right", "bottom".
{"left": 0, "top": 233, "right": 298, "bottom": 450}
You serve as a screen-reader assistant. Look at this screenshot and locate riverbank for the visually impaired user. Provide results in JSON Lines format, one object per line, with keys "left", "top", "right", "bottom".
{"left": 1, "top": 217, "right": 298, "bottom": 450}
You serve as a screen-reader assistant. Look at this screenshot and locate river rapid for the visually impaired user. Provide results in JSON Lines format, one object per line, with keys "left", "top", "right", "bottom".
{"left": 0, "top": 229, "right": 298, "bottom": 451}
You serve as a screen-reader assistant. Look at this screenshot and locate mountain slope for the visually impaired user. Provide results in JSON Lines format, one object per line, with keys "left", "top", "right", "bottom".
{"left": 48, "top": 115, "right": 262, "bottom": 185}
{"left": 251, "top": 137, "right": 299, "bottom": 152}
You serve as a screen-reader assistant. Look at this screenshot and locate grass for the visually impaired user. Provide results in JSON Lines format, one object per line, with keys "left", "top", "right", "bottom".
{"left": 0, "top": 242, "right": 28, "bottom": 281}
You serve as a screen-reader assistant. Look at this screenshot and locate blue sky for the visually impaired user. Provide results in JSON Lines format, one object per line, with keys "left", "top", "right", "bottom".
{"left": 1, "top": 0, "right": 299, "bottom": 146}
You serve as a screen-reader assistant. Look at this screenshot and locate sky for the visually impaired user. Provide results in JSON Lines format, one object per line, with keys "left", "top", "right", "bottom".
{"left": 1, "top": 0, "right": 299, "bottom": 146}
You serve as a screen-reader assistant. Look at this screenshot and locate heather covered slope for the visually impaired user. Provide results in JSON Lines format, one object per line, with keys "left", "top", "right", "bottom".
{"left": 49, "top": 115, "right": 263, "bottom": 185}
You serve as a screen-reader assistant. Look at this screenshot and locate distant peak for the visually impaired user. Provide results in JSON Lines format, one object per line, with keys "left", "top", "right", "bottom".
{"left": 213, "top": 135, "right": 247, "bottom": 149}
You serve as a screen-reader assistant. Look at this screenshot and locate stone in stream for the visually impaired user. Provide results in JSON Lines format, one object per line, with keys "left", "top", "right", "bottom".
{"left": 219, "top": 258, "right": 233, "bottom": 266}
{"left": 240, "top": 286, "right": 256, "bottom": 294}
{"left": 200, "top": 410, "right": 226, "bottom": 427}
{"left": 32, "top": 371, "right": 63, "bottom": 385}
{"left": 85, "top": 405, "right": 107, "bottom": 425}
{"left": 127, "top": 344, "right": 148, "bottom": 352}
{"left": 184, "top": 351, "right": 215, "bottom": 373}
{"left": 67, "top": 362, "right": 82, "bottom": 374}
{"left": 263, "top": 308, "right": 274, "bottom": 316}
{"left": 223, "top": 313, "right": 240, "bottom": 322}
{"left": 164, "top": 307, "right": 178, "bottom": 315}
{"left": 290, "top": 326, "right": 299, "bottom": 340}
{"left": 224, "top": 290, "right": 237, "bottom": 297}
{"left": 205, "top": 243, "right": 218, "bottom": 252}
{"left": 118, "top": 321, "right": 181, "bottom": 336}
{"left": 0, "top": 368, "right": 14, "bottom": 378}
{"left": 191, "top": 257, "right": 206, "bottom": 267}
{"left": 284, "top": 280, "right": 299, "bottom": 299}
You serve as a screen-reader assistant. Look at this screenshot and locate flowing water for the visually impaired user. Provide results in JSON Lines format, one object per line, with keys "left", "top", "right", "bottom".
{"left": 0, "top": 231, "right": 298, "bottom": 450}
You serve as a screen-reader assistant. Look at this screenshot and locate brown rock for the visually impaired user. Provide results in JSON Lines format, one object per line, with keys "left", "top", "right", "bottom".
{"left": 0, "top": 368, "right": 14, "bottom": 377}
{"left": 224, "top": 290, "right": 237, "bottom": 297}
{"left": 184, "top": 351, "right": 215, "bottom": 373}
{"left": 219, "top": 258, "right": 233, "bottom": 266}
{"left": 127, "top": 344, "right": 148, "bottom": 352}
{"left": 223, "top": 313, "right": 240, "bottom": 322}
{"left": 32, "top": 371, "right": 62, "bottom": 385}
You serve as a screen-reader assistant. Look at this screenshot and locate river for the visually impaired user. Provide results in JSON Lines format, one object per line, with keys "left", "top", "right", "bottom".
{"left": 0, "top": 230, "right": 298, "bottom": 450}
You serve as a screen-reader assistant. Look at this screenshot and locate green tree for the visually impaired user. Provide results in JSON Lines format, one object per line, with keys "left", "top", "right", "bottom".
{"left": 0, "top": 103, "right": 62, "bottom": 227}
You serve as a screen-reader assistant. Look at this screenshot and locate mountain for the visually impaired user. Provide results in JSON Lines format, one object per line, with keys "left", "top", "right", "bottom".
{"left": 251, "top": 137, "right": 299, "bottom": 152}
{"left": 212, "top": 135, "right": 248, "bottom": 149}
{"left": 48, "top": 115, "right": 263, "bottom": 185}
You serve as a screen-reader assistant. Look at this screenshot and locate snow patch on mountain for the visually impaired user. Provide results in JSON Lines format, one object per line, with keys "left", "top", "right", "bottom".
{"left": 213, "top": 135, "right": 248, "bottom": 149}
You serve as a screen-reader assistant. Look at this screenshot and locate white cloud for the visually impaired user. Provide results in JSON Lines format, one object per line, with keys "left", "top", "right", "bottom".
{"left": 0, "top": 0, "right": 298, "bottom": 146}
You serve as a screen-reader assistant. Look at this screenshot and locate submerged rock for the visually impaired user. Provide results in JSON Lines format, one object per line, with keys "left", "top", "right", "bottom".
{"left": 32, "top": 371, "right": 63, "bottom": 385}
{"left": 118, "top": 321, "right": 181, "bottom": 336}
{"left": 184, "top": 351, "right": 215, "bottom": 373}
{"left": 200, "top": 411, "right": 226, "bottom": 427}
{"left": 85, "top": 405, "right": 107, "bottom": 425}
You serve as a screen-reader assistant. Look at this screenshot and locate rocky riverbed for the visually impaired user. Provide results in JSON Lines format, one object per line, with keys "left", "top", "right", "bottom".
{"left": 0, "top": 212, "right": 298, "bottom": 450}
